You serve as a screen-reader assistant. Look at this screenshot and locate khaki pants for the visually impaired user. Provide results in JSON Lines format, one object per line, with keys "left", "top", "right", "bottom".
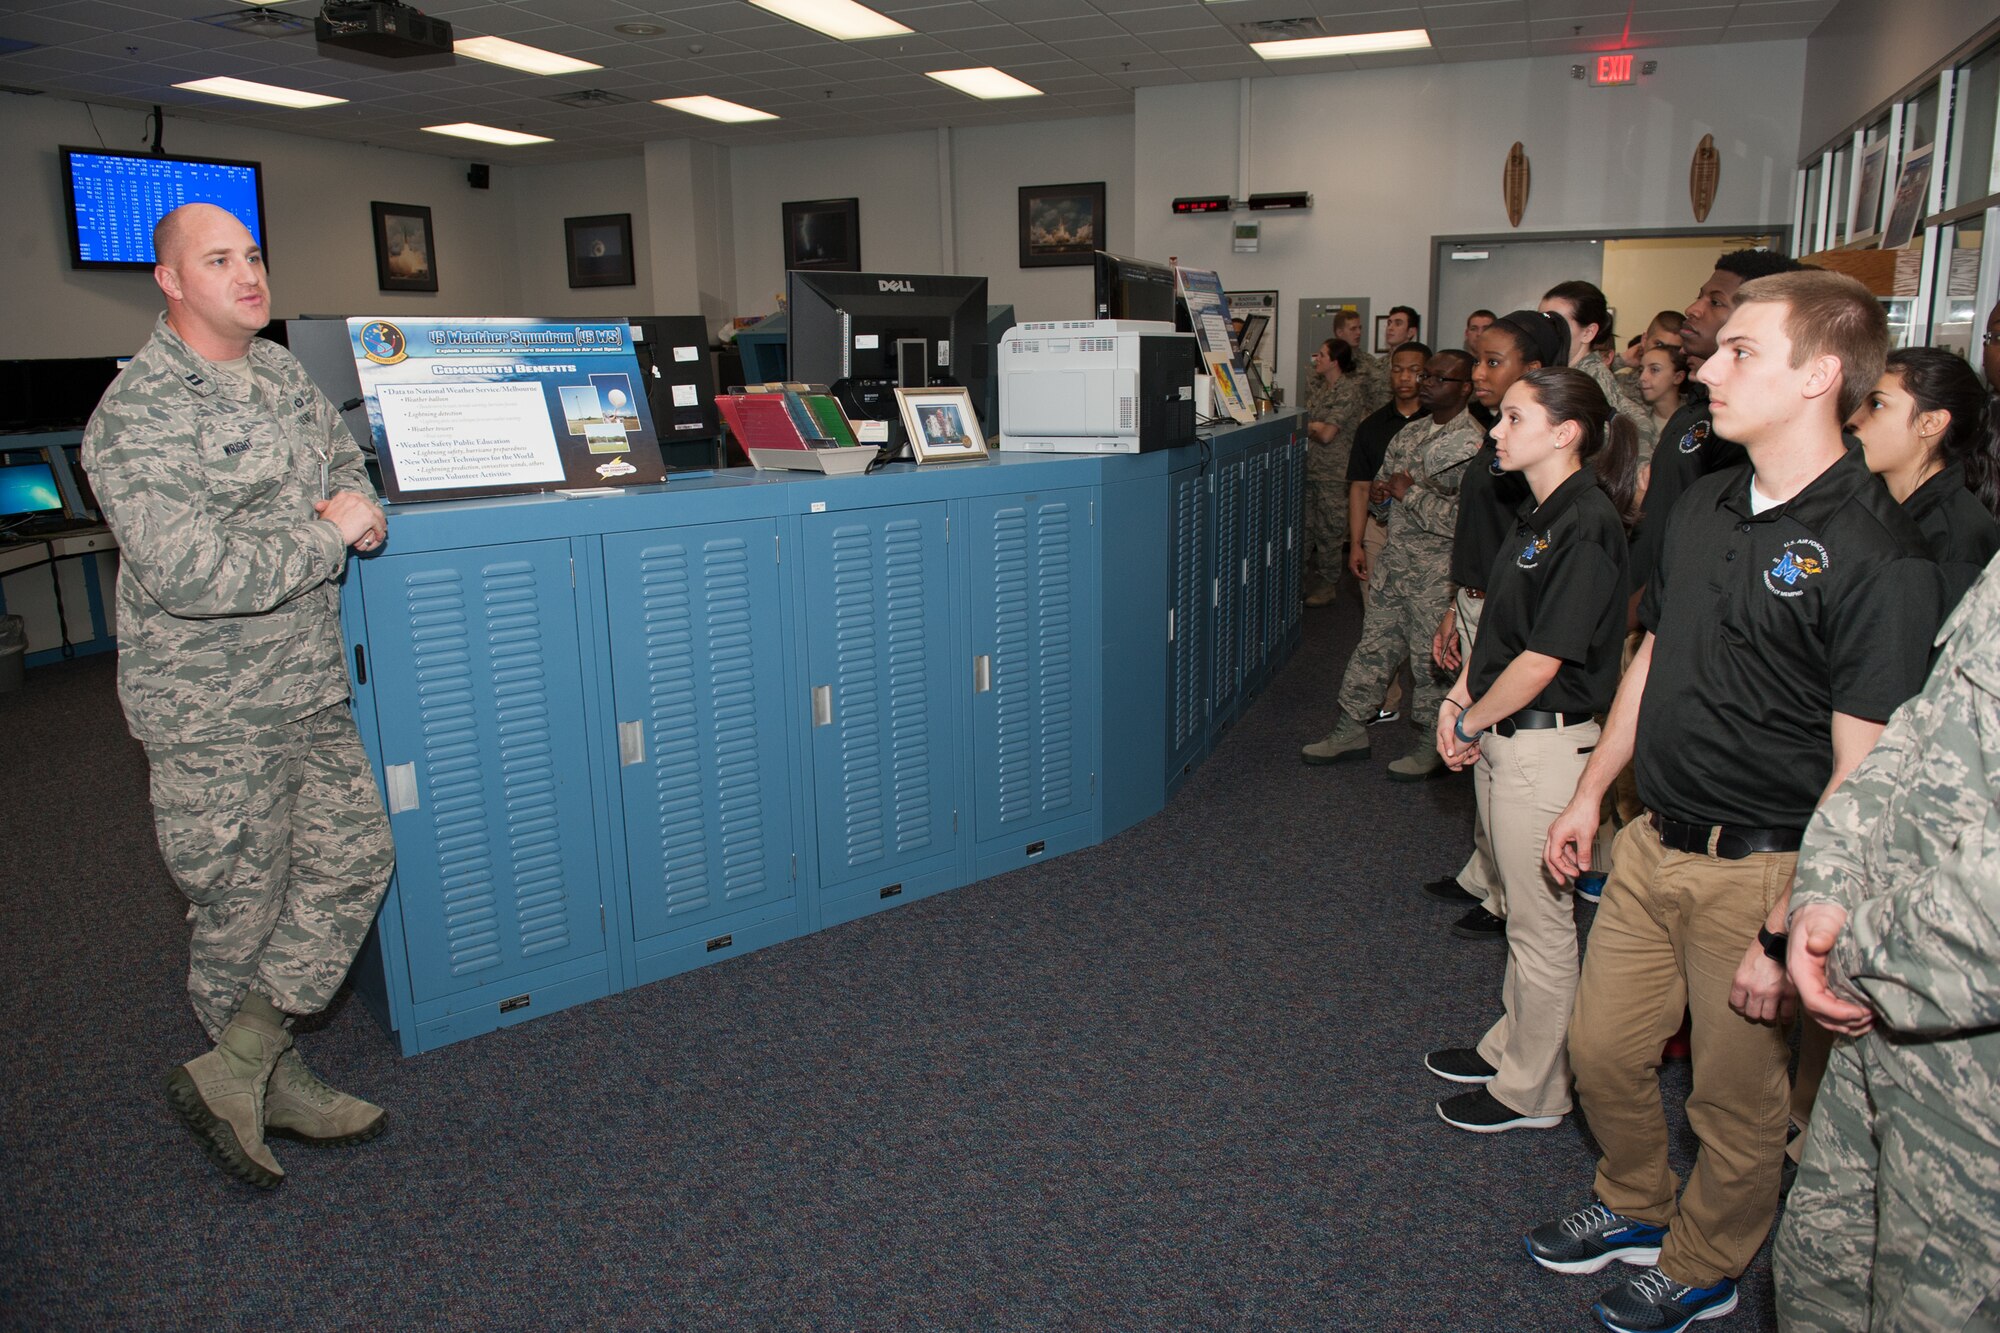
{"left": 1452, "top": 589, "right": 1502, "bottom": 910}
{"left": 1360, "top": 517, "right": 1404, "bottom": 713}
{"left": 1569, "top": 816, "right": 1796, "bottom": 1286}
{"left": 1473, "top": 719, "right": 1599, "bottom": 1117}
{"left": 1597, "top": 629, "right": 1647, "bottom": 866}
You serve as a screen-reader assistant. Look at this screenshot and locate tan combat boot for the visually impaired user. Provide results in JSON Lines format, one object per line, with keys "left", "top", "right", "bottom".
{"left": 164, "top": 992, "right": 291, "bottom": 1188}
{"left": 1387, "top": 740, "right": 1448, "bottom": 783}
{"left": 265, "top": 1048, "right": 387, "bottom": 1146}
{"left": 1301, "top": 715, "right": 1370, "bottom": 765}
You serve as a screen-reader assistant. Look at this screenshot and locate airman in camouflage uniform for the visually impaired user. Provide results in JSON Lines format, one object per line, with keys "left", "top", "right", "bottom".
{"left": 1304, "top": 340, "right": 1374, "bottom": 602}
{"left": 83, "top": 203, "right": 395, "bottom": 1189}
{"left": 1774, "top": 555, "right": 2000, "bottom": 1331}
{"left": 1305, "top": 350, "right": 1483, "bottom": 775}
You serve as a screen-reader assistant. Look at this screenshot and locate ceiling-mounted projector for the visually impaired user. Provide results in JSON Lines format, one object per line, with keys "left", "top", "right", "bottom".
{"left": 315, "top": 1, "right": 453, "bottom": 59}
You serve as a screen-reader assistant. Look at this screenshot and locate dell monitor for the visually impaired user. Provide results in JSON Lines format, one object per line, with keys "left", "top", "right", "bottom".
{"left": 786, "top": 270, "right": 991, "bottom": 428}
{"left": 1093, "top": 252, "right": 1177, "bottom": 324}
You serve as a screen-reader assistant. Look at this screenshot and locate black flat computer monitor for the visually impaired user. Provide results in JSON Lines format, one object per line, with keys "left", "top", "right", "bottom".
{"left": 786, "top": 270, "right": 990, "bottom": 426}
{"left": 1093, "top": 252, "right": 1177, "bottom": 323}
{"left": 0, "top": 457, "right": 65, "bottom": 524}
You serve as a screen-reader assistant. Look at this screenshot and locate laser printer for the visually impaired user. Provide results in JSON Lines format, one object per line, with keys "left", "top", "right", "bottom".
{"left": 995, "top": 320, "right": 1201, "bottom": 454}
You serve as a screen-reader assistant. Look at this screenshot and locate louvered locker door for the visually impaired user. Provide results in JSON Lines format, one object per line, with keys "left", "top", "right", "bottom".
{"left": 1259, "top": 446, "right": 1285, "bottom": 658}
{"left": 969, "top": 489, "right": 1096, "bottom": 845}
{"left": 1282, "top": 432, "right": 1306, "bottom": 633}
{"left": 360, "top": 541, "right": 606, "bottom": 1006}
{"left": 603, "top": 522, "right": 795, "bottom": 947}
{"left": 1242, "top": 449, "right": 1269, "bottom": 677}
{"left": 800, "top": 504, "right": 956, "bottom": 894}
{"left": 1167, "top": 464, "right": 1208, "bottom": 776}
{"left": 1211, "top": 457, "right": 1245, "bottom": 719}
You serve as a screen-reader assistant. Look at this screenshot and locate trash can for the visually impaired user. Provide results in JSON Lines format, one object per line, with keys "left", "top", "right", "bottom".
{"left": 0, "top": 614, "right": 24, "bottom": 695}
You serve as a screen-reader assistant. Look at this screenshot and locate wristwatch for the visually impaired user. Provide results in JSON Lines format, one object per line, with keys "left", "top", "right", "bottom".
{"left": 1757, "top": 924, "right": 1790, "bottom": 964}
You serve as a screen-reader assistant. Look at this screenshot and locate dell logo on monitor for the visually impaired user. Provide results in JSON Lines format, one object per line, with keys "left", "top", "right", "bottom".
{"left": 878, "top": 279, "right": 917, "bottom": 293}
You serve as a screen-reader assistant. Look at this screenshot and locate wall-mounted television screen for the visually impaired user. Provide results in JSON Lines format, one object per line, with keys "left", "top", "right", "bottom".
{"left": 60, "top": 146, "right": 267, "bottom": 271}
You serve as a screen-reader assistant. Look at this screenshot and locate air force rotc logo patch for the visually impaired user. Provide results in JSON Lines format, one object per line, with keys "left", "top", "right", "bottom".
{"left": 1517, "top": 532, "right": 1551, "bottom": 569}
{"left": 1678, "top": 420, "right": 1710, "bottom": 454}
{"left": 1766, "top": 538, "right": 1829, "bottom": 597}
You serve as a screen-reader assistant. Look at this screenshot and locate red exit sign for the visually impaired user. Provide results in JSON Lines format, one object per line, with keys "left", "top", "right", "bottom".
{"left": 1592, "top": 53, "right": 1635, "bottom": 86}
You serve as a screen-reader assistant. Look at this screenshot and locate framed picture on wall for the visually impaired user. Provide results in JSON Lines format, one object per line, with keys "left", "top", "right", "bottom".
{"left": 1372, "top": 314, "right": 1392, "bottom": 354}
{"left": 783, "top": 197, "right": 860, "bottom": 271}
{"left": 371, "top": 201, "right": 437, "bottom": 293}
{"left": 566, "top": 213, "right": 635, "bottom": 288}
{"left": 1018, "top": 181, "right": 1104, "bottom": 268}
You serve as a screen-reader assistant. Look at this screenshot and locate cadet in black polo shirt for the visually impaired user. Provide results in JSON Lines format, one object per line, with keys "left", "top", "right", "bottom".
{"left": 1424, "top": 368, "right": 1636, "bottom": 1136}
{"left": 1528, "top": 272, "right": 1943, "bottom": 1333}
{"left": 1627, "top": 249, "right": 1804, "bottom": 604}
{"left": 1848, "top": 346, "right": 2000, "bottom": 611}
{"left": 1425, "top": 310, "right": 1563, "bottom": 938}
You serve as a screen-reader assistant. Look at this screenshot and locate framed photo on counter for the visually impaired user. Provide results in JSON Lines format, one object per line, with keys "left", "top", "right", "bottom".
{"left": 895, "top": 385, "right": 987, "bottom": 463}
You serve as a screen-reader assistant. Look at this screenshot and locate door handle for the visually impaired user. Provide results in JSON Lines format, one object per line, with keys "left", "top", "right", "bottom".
{"left": 812, "top": 684, "right": 833, "bottom": 727}
{"left": 973, "top": 654, "right": 992, "bottom": 693}
{"left": 384, "top": 762, "right": 419, "bottom": 815}
{"left": 618, "top": 720, "right": 645, "bottom": 767}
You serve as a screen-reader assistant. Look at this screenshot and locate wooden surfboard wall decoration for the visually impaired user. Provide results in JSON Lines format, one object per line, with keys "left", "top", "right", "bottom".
{"left": 1504, "top": 142, "right": 1530, "bottom": 227}
{"left": 1691, "top": 134, "right": 1721, "bottom": 222}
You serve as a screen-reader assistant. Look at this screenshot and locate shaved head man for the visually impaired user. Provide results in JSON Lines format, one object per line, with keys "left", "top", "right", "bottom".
{"left": 82, "top": 203, "right": 397, "bottom": 1189}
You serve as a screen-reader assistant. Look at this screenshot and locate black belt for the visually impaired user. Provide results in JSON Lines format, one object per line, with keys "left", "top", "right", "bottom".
{"left": 1491, "top": 709, "right": 1591, "bottom": 737}
{"left": 1650, "top": 813, "right": 1804, "bottom": 860}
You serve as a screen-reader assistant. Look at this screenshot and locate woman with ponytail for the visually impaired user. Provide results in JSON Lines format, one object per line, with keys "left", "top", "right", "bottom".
{"left": 1847, "top": 346, "right": 2000, "bottom": 610}
{"left": 1425, "top": 367, "right": 1635, "bottom": 1133}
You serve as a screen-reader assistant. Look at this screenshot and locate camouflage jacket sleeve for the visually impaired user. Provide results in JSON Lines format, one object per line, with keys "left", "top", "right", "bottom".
{"left": 1400, "top": 415, "right": 1483, "bottom": 537}
{"left": 1792, "top": 567, "right": 2000, "bottom": 1035}
{"left": 84, "top": 355, "right": 348, "bottom": 621}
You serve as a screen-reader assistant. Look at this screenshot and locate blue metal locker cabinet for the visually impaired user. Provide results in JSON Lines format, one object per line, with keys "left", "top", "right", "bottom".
{"left": 1166, "top": 463, "right": 1208, "bottom": 786}
{"left": 1257, "top": 445, "right": 1285, "bottom": 670}
{"left": 968, "top": 488, "right": 1098, "bottom": 879}
{"left": 1241, "top": 446, "right": 1270, "bottom": 687}
{"left": 356, "top": 540, "right": 611, "bottom": 1052}
{"left": 1210, "top": 456, "right": 1245, "bottom": 727}
{"left": 1280, "top": 432, "right": 1305, "bottom": 637}
{"left": 602, "top": 521, "right": 800, "bottom": 985}
{"left": 800, "top": 503, "right": 959, "bottom": 922}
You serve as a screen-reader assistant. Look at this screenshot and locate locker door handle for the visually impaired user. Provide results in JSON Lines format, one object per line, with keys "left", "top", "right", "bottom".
{"left": 618, "top": 721, "right": 645, "bottom": 767}
{"left": 812, "top": 685, "right": 833, "bottom": 727}
{"left": 384, "top": 762, "right": 419, "bottom": 815}
{"left": 973, "top": 654, "right": 992, "bottom": 693}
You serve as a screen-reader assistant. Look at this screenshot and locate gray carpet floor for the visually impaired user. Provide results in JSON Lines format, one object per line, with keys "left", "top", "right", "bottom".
{"left": 0, "top": 594, "right": 1778, "bottom": 1330}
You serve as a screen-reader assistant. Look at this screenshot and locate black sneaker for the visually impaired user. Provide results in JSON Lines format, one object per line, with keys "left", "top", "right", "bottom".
{"left": 1369, "top": 708, "right": 1401, "bottom": 726}
{"left": 1423, "top": 875, "right": 1477, "bottom": 903}
{"left": 1424, "top": 1047, "right": 1496, "bottom": 1083}
{"left": 1524, "top": 1201, "right": 1667, "bottom": 1274}
{"left": 1452, "top": 905, "right": 1506, "bottom": 939}
{"left": 1438, "top": 1088, "right": 1563, "bottom": 1133}
{"left": 1593, "top": 1267, "right": 1737, "bottom": 1333}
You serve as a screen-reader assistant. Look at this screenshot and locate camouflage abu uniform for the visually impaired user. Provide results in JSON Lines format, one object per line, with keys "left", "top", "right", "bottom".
{"left": 1774, "top": 557, "right": 2000, "bottom": 1330}
{"left": 83, "top": 313, "right": 395, "bottom": 1041}
{"left": 1304, "top": 366, "right": 1374, "bottom": 585}
{"left": 1335, "top": 409, "right": 1485, "bottom": 727}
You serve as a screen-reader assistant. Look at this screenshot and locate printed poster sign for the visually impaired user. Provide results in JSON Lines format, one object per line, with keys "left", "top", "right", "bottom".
{"left": 348, "top": 316, "right": 668, "bottom": 503}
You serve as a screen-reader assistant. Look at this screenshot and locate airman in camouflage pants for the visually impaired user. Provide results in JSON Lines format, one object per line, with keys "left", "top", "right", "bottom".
{"left": 84, "top": 204, "right": 394, "bottom": 1188}
{"left": 1775, "top": 559, "right": 2000, "bottom": 1330}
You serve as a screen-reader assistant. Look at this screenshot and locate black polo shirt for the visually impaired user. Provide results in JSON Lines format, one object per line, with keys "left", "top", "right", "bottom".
{"left": 1904, "top": 462, "right": 2000, "bottom": 613}
{"left": 1450, "top": 420, "right": 1530, "bottom": 590}
{"left": 1635, "top": 449, "right": 1943, "bottom": 830}
{"left": 1628, "top": 385, "right": 1742, "bottom": 593}
{"left": 1348, "top": 401, "right": 1426, "bottom": 485}
{"left": 1468, "top": 468, "right": 1631, "bottom": 714}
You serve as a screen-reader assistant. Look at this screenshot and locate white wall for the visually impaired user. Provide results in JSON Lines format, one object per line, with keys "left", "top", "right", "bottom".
{"left": 948, "top": 116, "right": 1135, "bottom": 323}
{"left": 1135, "top": 42, "right": 1808, "bottom": 393}
{"left": 1800, "top": 0, "right": 1998, "bottom": 156}
{"left": 729, "top": 129, "right": 944, "bottom": 318}
{"left": 510, "top": 157, "right": 653, "bottom": 318}
{"left": 3, "top": 94, "right": 531, "bottom": 358}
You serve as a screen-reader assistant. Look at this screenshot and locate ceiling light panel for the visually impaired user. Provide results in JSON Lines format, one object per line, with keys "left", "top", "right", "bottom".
{"left": 1252, "top": 29, "right": 1433, "bottom": 60}
{"left": 925, "top": 67, "right": 1044, "bottom": 99}
{"left": 747, "top": 0, "right": 912, "bottom": 41}
{"left": 172, "top": 76, "right": 346, "bottom": 108}
{"left": 454, "top": 36, "right": 603, "bottom": 76}
{"left": 423, "top": 122, "right": 553, "bottom": 145}
{"left": 655, "top": 95, "right": 780, "bottom": 123}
